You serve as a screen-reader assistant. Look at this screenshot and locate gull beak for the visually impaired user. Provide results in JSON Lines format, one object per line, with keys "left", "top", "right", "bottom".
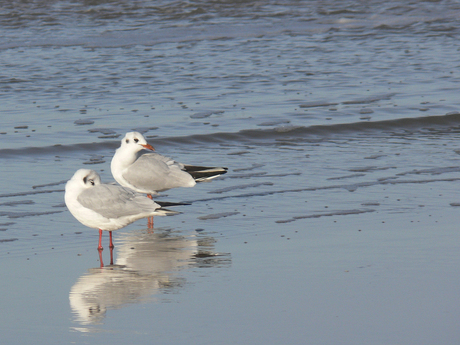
{"left": 141, "top": 144, "right": 155, "bottom": 151}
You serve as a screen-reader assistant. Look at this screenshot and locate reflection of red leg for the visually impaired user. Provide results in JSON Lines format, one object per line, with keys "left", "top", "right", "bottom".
{"left": 98, "top": 229, "right": 103, "bottom": 251}
{"left": 147, "top": 194, "right": 154, "bottom": 229}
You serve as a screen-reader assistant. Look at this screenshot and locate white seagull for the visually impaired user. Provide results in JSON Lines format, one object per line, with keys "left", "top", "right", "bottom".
{"left": 111, "top": 132, "right": 227, "bottom": 226}
{"left": 111, "top": 131, "right": 228, "bottom": 195}
{"left": 64, "top": 169, "right": 179, "bottom": 251}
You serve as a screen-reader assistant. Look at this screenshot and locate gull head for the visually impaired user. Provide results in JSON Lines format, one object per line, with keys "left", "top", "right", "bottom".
{"left": 66, "top": 169, "right": 102, "bottom": 193}
{"left": 120, "top": 132, "right": 154, "bottom": 152}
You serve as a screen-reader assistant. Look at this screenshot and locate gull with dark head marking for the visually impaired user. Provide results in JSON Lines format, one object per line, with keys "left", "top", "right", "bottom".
{"left": 64, "top": 169, "right": 179, "bottom": 253}
{"left": 111, "top": 132, "right": 227, "bottom": 226}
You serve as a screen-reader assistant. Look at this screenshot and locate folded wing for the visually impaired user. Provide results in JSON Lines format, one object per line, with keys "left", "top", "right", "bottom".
{"left": 77, "top": 184, "right": 160, "bottom": 219}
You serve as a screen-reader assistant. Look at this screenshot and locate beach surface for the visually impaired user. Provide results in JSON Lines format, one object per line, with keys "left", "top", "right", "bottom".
{"left": 1, "top": 1, "right": 460, "bottom": 344}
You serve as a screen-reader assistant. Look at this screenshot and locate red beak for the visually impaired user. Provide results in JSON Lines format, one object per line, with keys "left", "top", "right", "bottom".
{"left": 141, "top": 144, "right": 155, "bottom": 151}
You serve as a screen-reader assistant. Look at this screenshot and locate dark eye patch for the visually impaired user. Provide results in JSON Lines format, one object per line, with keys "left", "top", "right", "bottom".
{"left": 134, "top": 138, "right": 139, "bottom": 143}
{"left": 83, "top": 176, "right": 95, "bottom": 186}
{"left": 126, "top": 139, "right": 129, "bottom": 143}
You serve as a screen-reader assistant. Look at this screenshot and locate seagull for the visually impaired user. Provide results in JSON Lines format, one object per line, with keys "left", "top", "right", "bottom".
{"left": 111, "top": 131, "right": 227, "bottom": 226}
{"left": 64, "top": 169, "right": 180, "bottom": 252}
{"left": 111, "top": 131, "right": 228, "bottom": 194}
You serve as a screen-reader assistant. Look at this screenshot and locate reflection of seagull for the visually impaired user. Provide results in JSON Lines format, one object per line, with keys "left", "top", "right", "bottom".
{"left": 111, "top": 132, "right": 227, "bottom": 226}
{"left": 69, "top": 231, "right": 199, "bottom": 326}
{"left": 115, "top": 231, "right": 198, "bottom": 275}
{"left": 64, "top": 169, "right": 179, "bottom": 251}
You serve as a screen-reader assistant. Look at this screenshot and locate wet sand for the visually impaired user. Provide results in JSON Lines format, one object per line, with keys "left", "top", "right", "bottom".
{"left": 2, "top": 123, "right": 460, "bottom": 344}
{"left": 2, "top": 207, "right": 460, "bottom": 344}
{"left": 2, "top": 1, "right": 460, "bottom": 343}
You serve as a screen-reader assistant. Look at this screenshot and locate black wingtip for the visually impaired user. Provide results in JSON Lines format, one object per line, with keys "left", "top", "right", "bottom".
{"left": 156, "top": 201, "right": 192, "bottom": 207}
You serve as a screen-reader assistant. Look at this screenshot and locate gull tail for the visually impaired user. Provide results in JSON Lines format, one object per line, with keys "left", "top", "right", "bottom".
{"left": 155, "top": 208, "right": 181, "bottom": 216}
{"left": 154, "top": 200, "right": 191, "bottom": 216}
{"left": 184, "top": 165, "right": 228, "bottom": 182}
{"left": 156, "top": 201, "right": 191, "bottom": 207}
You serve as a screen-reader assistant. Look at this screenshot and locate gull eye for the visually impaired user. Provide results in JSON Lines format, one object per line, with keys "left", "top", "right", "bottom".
{"left": 134, "top": 138, "right": 139, "bottom": 143}
{"left": 125, "top": 139, "right": 129, "bottom": 144}
{"left": 83, "top": 176, "right": 95, "bottom": 186}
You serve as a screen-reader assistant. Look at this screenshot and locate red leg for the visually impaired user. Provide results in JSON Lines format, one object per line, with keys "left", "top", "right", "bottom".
{"left": 98, "top": 249, "right": 104, "bottom": 268}
{"left": 109, "top": 231, "right": 114, "bottom": 249}
{"left": 147, "top": 194, "right": 154, "bottom": 229}
{"left": 109, "top": 231, "right": 114, "bottom": 265}
{"left": 98, "top": 229, "right": 103, "bottom": 251}
{"left": 109, "top": 245, "right": 114, "bottom": 266}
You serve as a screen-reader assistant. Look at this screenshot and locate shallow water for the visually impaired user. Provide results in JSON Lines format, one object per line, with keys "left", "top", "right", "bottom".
{"left": 2, "top": 1, "right": 460, "bottom": 344}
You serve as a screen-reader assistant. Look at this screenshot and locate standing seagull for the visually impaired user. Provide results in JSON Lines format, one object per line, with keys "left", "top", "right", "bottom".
{"left": 64, "top": 169, "right": 178, "bottom": 254}
{"left": 111, "top": 132, "right": 227, "bottom": 226}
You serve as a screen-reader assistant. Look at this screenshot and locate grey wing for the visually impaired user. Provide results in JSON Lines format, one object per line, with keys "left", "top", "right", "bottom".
{"left": 145, "top": 152, "right": 185, "bottom": 168}
{"left": 123, "top": 153, "right": 190, "bottom": 191}
{"left": 77, "top": 184, "right": 159, "bottom": 219}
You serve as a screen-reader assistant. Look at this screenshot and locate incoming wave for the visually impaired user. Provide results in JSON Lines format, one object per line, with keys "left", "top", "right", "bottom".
{"left": 1, "top": 113, "right": 460, "bottom": 158}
